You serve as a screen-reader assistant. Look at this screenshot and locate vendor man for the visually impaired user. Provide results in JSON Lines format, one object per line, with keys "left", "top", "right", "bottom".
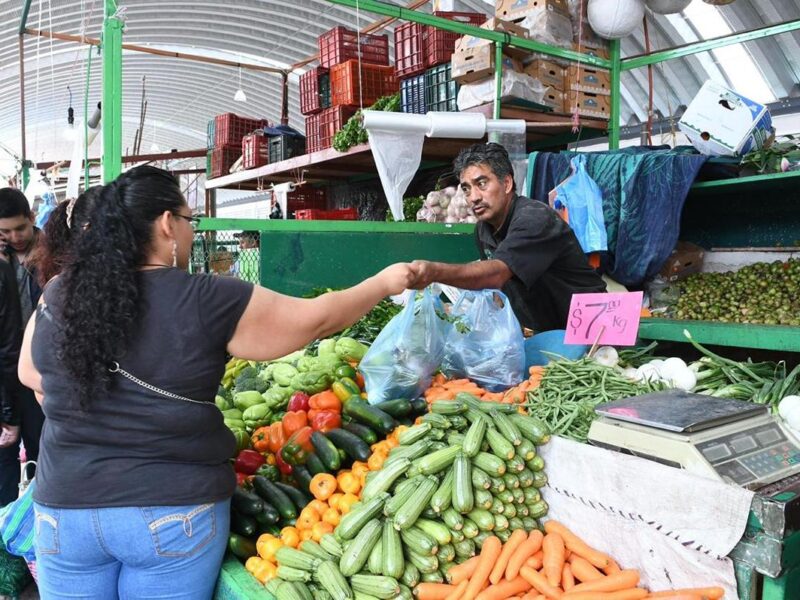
{"left": 409, "top": 143, "right": 606, "bottom": 332}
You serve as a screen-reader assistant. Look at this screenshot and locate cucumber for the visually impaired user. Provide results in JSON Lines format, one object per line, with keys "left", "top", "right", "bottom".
{"left": 292, "top": 464, "right": 313, "bottom": 494}
{"left": 461, "top": 519, "right": 479, "bottom": 539}
{"left": 374, "top": 398, "right": 413, "bottom": 418}
{"left": 471, "top": 467, "right": 492, "bottom": 490}
{"left": 451, "top": 453, "right": 473, "bottom": 514}
{"left": 368, "top": 537, "right": 384, "bottom": 575}
{"left": 273, "top": 481, "right": 313, "bottom": 512}
{"left": 409, "top": 397, "right": 428, "bottom": 414}
{"left": 325, "top": 428, "right": 371, "bottom": 462}
{"left": 510, "top": 413, "right": 550, "bottom": 445}
{"left": 430, "top": 467, "right": 454, "bottom": 514}
{"left": 230, "top": 511, "right": 258, "bottom": 537}
{"left": 400, "top": 562, "right": 420, "bottom": 588}
{"left": 485, "top": 427, "right": 515, "bottom": 460}
{"left": 394, "top": 477, "right": 438, "bottom": 530}
{"left": 305, "top": 452, "right": 328, "bottom": 476}
{"left": 474, "top": 489, "right": 493, "bottom": 510}
{"left": 462, "top": 418, "right": 487, "bottom": 458}
{"left": 312, "top": 431, "right": 343, "bottom": 470}
{"left": 336, "top": 493, "right": 389, "bottom": 541}
{"left": 343, "top": 398, "right": 398, "bottom": 435}
{"left": 228, "top": 533, "right": 257, "bottom": 559}
{"left": 339, "top": 518, "right": 382, "bottom": 576}
{"left": 382, "top": 520, "right": 404, "bottom": 579}
{"left": 231, "top": 487, "right": 265, "bottom": 517}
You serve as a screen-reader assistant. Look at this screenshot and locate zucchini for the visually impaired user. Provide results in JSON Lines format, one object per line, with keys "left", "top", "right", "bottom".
{"left": 275, "top": 581, "right": 306, "bottom": 600}
{"left": 474, "top": 452, "right": 506, "bottom": 477}
{"left": 522, "top": 517, "right": 539, "bottom": 531}
{"left": 312, "top": 431, "right": 344, "bottom": 470}
{"left": 421, "top": 506, "right": 438, "bottom": 520}
{"left": 453, "top": 538, "right": 476, "bottom": 560}
{"left": 430, "top": 399, "right": 467, "bottom": 415}
{"left": 492, "top": 412, "right": 523, "bottom": 446}
{"left": 510, "top": 413, "right": 550, "bottom": 445}
{"left": 494, "top": 513, "right": 509, "bottom": 532}
{"left": 292, "top": 464, "right": 313, "bottom": 494}
{"left": 276, "top": 546, "right": 320, "bottom": 571}
{"left": 516, "top": 439, "right": 536, "bottom": 462}
{"left": 374, "top": 398, "right": 413, "bottom": 418}
{"left": 384, "top": 478, "right": 419, "bottom": 518}
{"left": 528, "top": 500, "right": 549, "bottom": 519}
{"left": 420, "top": 413, "right": 450, "bottom": 429}
{"left": 462, "top": 418, "right": 487, "bottom": 458}
{"left": 342, "top": 422, "right": 379, "bottom": 445}
{"left": 496, "top": 489, "right": 514, "bottom": 505}
{"left": 361, "top": 458, "right": 411, "bottom": 501}
{"left": 518, "top": 468, "right": 535, "bottom": 488}
{"left": 451, "top": 453, "right": 473, "bottom": 514}
{"left": 410, "top": 397, "right": 428, "bottom": 414}
{"left": 394, "top": 476, "right": 438, "bottom": 530}
{"left": 467, "top": 508, "right": 495, "bottom": 531}
{"left": 316, "top": 559, "right": 352, "bottom": 600}
{"left": 305, "top": 452, "right": 327, "bottom": 476}
{"left": 397, "top": 584, "right": 414, "bottom": 600}
{"left": 489, "top": 477, "right": 506, "bottom": 494}
{"left": 430, "top": 467, "right": 454, "bottom": 514}
{"left": 471, "top": 467, "right": 491, "bottom": 490}
{"left": 437, "top": 543, "right": 455, "bottom": 564}
{"left": 368, "top": 537, "right": 384, "bottom": 575}
{"left": 461, "top": 519, "right": 479, "bottom": 539}
{"left": 449, "top": 528, "right": 465, "bottom": 543}
{"left": 415, "top": 446, "right": 461, "bottom": 476}
{"left": 427, "top": 428, "right": 447, "bottom": 441}
{"left": 265, "top": 579, "right": 283, "bottom": 597}
{"left": 300, "top": 540, "right": 334, "bottom": 562}
{"left": 464, "top": 408, "right": 491, "bottom": 426}
{"left": 512, "top": 487, "right": 526, "bottom": 505}
{"left": 496, "top": 528, "right": 511, "bottom": 543}
{"left": 454, "top": 392, "right": 482, "bottom": 409}
{"left": 447, "top": 415, "right": 468, "bottom": 431}
{"left": 404, "top": 548, "right": 438, "bottom": 574}
{"left": 503, "top": 473, "right": 520, "bottom": 490}
{"left": 254, "top": 502, "right": 280, "bottom": 526}
{"left": 230, "top": 511, "right": 258, "bottom": 537}
{"left": 350, "top": 574, "right": 401, "bottom": 599}
{"left": 414, "top": 519, "right": 452, "bottom": 546}
{"left": 441, "top": 508, "right": 463, "bottom": 532}
{"left": 508, "top": 517, "right": 524, "bottom": 532}
{"left": 446, "top": 432, "right": 466, "bottom": 446}
{"left": 401, "top": 526, "right": 438, "bottom": 557}
{"left": 400, "top": 562, "right": 420, "bottom": 588}
{"left": 382, "top": 520, "right": 404, "bottom": 579}
{"left": 320, "top": 534, "right": 343, "bottom": 558}
{"left": 231, "top": 487, "right": 265, "bottom": 517}
{"left": 339, "top": 518, "right": 382, "bottom": 576}
{"left": 336, "top": 493, "right": 389, "bottom": 540}
{"left": 274, "top": 481, "right": 314, "bottom": 512}
{"left": 228, "top": 533, "right": 257, "bottom": 559}
{"left": 386, "top": 440, "right": 431, "bottom": 466}
{"left": 523, "top": 487, "right": 541, "bottom": 504}
{"left": 532, "top": 471, "right": 548, "bottom": 488}
{"left": 528, "top": 455, "right": 546, "bottom": 472}
{"left": 420, "top": 571, "right": 444, "bottom": 584}
{"left": 325, "top": 428, "right": 372, "bottom": 462}
{"left": 473, "top": 531, "right": 492, "bottom": 549}
{"left": 277, "top": 565, "right": 312, "bottom": 582}
{"left": 398, "top": 423, "right": 432, "bottom": 446}
{"left": 474, "top": 488, "right": 493, "bottom": 510}
{"left": 485, "top": 427, "right": 515, "bottom": 460}
{"left": 506, "top": 455, "right": 526, "bottom": 473}
{"left": 490, "top": 497, "right": 505, "bottom": 515}
{"left": 517, "top": 505, "right": 529, "bottom": 518}
{"left": 343, "top": 398, "right": 398, "bottom": 435}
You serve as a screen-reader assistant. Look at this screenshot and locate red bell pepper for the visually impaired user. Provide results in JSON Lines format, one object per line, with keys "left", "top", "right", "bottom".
{"left": 287, "top": 391, "right": 310, "bottom": 413}
{"left": 282, "top": 410, "right": 308, "bottom": 438}
{"left": 235, "top": 472, "right": 249, "bottom": 487}
{"left": 275, "top": 450, "right": 293, "bottom": 475}
{"left": 280, "top": 426, "right": 314, "bottom": 465}
{"left": 233, "top": 449, "right": 265, "bottom": 475}
{"left": 267, "top": 422, "right": 286, "bottom": 454}
{"left": 310, "top": 410, "right": 342, "bottom": 433}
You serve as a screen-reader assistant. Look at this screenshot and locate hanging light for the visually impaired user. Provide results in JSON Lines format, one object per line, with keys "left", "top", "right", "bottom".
{"left": 234, "top": 65, "right": 247, "bottom": 102}
{"left": 63, "top": 86, "right": 76, "bottom": 140}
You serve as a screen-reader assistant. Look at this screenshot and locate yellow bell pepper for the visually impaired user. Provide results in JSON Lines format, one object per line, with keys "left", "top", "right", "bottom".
{"left": 245, "top": 556, "right": 277, "bottom": 584}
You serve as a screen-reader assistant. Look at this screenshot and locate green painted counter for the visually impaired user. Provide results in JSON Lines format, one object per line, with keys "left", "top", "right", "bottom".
{"left": 638, "top": 318, "right": 800, "bottom": 352}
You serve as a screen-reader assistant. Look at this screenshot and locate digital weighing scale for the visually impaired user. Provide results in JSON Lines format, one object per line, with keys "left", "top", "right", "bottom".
{"left": 587, "top": 390, "right": 800, "bottom": 490}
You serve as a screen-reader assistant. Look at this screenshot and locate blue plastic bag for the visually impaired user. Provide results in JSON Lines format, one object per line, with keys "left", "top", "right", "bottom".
{"left": 441, "top": 289, "right": 526, "bottom": 392}
{"left": 553, "top": 155, "right": 607, "bottom": 253}
{"left": 360, "top": 288, "right": 448, "bottom": 405}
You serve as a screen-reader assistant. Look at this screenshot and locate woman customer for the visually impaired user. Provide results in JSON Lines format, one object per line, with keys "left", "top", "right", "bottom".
{"left": 18, "top": 165, "right": 417, "bottom": 599}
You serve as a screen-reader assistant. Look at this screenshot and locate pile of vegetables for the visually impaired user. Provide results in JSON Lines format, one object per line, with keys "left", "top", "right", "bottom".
{"left": 304, "top": 289, "right": 404, "bottom": 346}
{"left": 333, "top": 93, "right": 400, "bottom": 152}
{"left": 416, "top": 186, "right": 477, "bottom": 225}
{"left": 658, "top": 259, "right": 800, "bottom": 326}
{"left": 265, "top": 396, "right": 551, "bottom": 599}
{"left": 386, "top": 196, "right": 425, "bottom": 223}
{"left": 424, "top": 369, "right": 545, "bottom": 406}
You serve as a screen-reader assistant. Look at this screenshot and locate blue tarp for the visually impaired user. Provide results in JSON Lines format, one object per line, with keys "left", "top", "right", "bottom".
{"left": 529, "top": 146, "right": 708, "bottom": 287}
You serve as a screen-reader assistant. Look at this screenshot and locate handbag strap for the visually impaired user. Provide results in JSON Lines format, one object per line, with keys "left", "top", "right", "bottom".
{"left": 108, "top": 361, "right": 208, "bottom": 406}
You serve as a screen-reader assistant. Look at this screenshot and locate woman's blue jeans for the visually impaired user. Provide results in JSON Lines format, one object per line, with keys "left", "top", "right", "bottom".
{"left": 33, "top": 499, "right": 230, "bottom": 600}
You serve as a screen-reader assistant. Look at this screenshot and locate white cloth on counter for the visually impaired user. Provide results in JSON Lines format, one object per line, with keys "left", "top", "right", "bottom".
{"left": 539, "top": 436, "right": 754, "bottom": 599}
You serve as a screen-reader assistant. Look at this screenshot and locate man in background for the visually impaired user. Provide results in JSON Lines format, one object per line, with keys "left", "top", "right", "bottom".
{"left": 232, "top": 230, "right": 261, "bottom": 285}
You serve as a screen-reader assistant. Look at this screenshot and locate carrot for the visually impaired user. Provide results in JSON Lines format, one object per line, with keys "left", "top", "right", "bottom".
{"left": 568, "top": 570, "right": 640, "bottom": 594}
{"left": 526, "top": 549, "right": 544, "bottom": 570}
{"left": 603, "top": 559, "right": 622, "bottom": 575}
{"left": 519, "top": 566, "right": 563, "bottom": 599}
{"left": 542, "top": 533, "right": 566, "bottom": 587}
{"left": 490, "top": 529, "right": 529, "bottom": 584}
{"left": 644, "top": 595, "right": 703, "bottom": 600}
{"left": 568, "top": 556, "right": 604, "bottom": 582}
{"left": 561, "top": 564, "right": 575, "bottom": 592}
{"left": 444, "top": 580, "right": 469, "bottom": 600}
{"left": 476, "top": 576, "right": 532, "bottom": 600}
{"left": 506, "top": 530, "right": 544, "bottom": 580}
{"left": 415, "top": 582, "right": 456, "bottom": 600}
{"left": 563, "top": 590, "right": 648, "bottom": 600}
{"left": 647, "top": 588, "right": 723, "bottom": 599}
{"left": 521, "top": 593, "right": 544, "bottom": 600}
{"left": 464, "top": 536, "right": 502, "bottom": 600}
{"left": 543, "top": 521, "right": 611, "bottom": 569}
{"left": 448, "top": 555, "right": 481, "bottom": 584}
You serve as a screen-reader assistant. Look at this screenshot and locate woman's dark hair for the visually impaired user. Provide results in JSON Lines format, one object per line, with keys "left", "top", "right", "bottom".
{"left": 38, "top": 187, "right": 102, "bottom": 285}
{"left": 58, "top": 165, "right": 185, "bottom": 405}
{"left": 453, "top": 143, "right": 515, "bottom": 190}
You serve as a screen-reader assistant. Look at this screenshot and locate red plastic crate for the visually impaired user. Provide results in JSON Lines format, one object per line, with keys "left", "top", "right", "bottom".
{"left": 295, "top": 207, "right": 358, "bottom": 220}
{"left": 318, "top": 106, "right": 358, "bottom": 151}
{"left": 394, "top": 22, "right": 426, "bottom": 78}
{"left": 210, "top": 146, "right": 240, "bottom": 179}
{"left": 241, "top": 134, "right": 269, "bottom": 170}
{"left": 305, "top": 113, "right": 322, "bottom": 154}
{"left": 424, "top": 11, "right": 486, "bottom": 67}
{"left": 287, "top": 187, "right": 327, "bottom": 215}
{"left": 214, "top": 113, "right": 268, "bottom": 148}
{"left": 300, "top": 67, "right": 328, "bottom": 115}
{"left": 318, "top": 27, "right": 390, "bottom": 69}
{"left": 330, "top": 60, "right": 397, "bottom": 108}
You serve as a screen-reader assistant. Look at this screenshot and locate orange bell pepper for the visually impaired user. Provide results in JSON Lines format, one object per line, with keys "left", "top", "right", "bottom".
{"left": 251, "top": 426, "right": 271, "bottom": 453}
{"left": 267, "top": 422, "right": 286, "bottom": 454}
{"left": 309, "top": 390, "right": 342, "bottom": 412}
{"left": 282, "top": 410, "right": 308, "bottom": 438}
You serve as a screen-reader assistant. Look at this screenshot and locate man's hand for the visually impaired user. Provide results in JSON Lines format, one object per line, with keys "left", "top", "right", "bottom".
{"left": 409, "top": 260, "right": 437, "bottom": 289}
{"left": 0, "top": 423, "right": 19, "bottom": 448}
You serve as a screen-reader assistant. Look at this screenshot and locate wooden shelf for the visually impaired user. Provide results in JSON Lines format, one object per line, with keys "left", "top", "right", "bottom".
{"left": 638, "top": 318, "right": 800, "bottom": 352}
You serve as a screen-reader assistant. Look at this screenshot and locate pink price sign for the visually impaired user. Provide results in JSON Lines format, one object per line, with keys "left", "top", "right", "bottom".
{"left": 564, "top": 291, "right": 644, "bottom": 347}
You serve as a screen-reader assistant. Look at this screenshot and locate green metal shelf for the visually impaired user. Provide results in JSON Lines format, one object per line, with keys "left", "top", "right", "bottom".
{"left": 638, "top": 318, "right": 800, "bottom": 352}
{"left": 214, "top": 556, "right": 274, "bottom": 600}
{"left": 690, "top": 170, "right": 800, "bottom": 197}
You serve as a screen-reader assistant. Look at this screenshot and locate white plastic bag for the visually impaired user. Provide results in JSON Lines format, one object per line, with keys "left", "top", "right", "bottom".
{"left": 457, "top": 71, "right": 548, "bottom": 111}
{"left": 520, "top": 10, "right": 574, "bottom": 49}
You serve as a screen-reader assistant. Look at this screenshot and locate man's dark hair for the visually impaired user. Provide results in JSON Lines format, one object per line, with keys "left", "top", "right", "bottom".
{"left": 0, "top": 188, "right": 32, "bottom": 219}
{"left": 453, "top": 143, "right": 515, "bottom": 190}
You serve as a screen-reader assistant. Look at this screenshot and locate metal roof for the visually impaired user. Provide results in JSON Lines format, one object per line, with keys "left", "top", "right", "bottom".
{"left": 1, "top": 0, "right": 799, "bottom": 175}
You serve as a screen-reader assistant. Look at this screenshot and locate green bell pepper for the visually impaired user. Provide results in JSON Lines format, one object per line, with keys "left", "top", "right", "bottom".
{"left": 272, "top": 363, "right": 299, "bottom": 387}
{"left": 255, "top": 463, "right": 279, "bottom": 481}
{"left": 269, "top": 411, "right": 285, "bottom": 424}
{"left": 289, "top": 370, "right": 332, "bottom": 395}
{"left": 233, "top": 390, "right": 266, "bottom": 412}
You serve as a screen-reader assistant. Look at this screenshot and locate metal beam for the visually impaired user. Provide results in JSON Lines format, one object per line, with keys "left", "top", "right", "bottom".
{"left": 18, "top": 35, "right": 28, "bottom": 186}
{"left": 102, "top": 0, "right": 124, "bottom": 182}
{"left": 609, "top": 39, "right": 621, "bottom": 150}
{"left": 19, "top": 0, "right": 33, "bottom": 34}
{"left": 36, "top": 149, "right": 208, "bottom": 170}
{"left": 621, "top": 19, "right": 800, "bottom": 71}
{"left": 325, "top": 0, "right": 612, "bottom": 69}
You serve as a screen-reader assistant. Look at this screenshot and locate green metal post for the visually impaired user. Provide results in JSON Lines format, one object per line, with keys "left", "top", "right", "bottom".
{"left": 19, "top": 0, "right": 33, "bottom": 34}
{"left": 101, "top": 0, "right": 123, "bottom": 183}
{"left": 493, "top": 42, "right": 503, "bottom": 120}
{"left": 21, "top": 163, "right": 30, "bottom": 190}
{"left": 608, "top": 39, "right": 621, "bottom": 150}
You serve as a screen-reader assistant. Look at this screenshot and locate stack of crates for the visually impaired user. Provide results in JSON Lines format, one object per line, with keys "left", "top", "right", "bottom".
{"left": 286, "top": 186, "right": 327, "bottom": 218}
{"left": 395, "top": 11, "right": 484, "bottom": 114}
{"left": 209, "top": 113, "right": 268, "bottom": 178}
{"left": 242, "top": 132, "right": 270, "bottom": 170}
{"left": 306, "top": 27, "right": 392, "bottom": 152}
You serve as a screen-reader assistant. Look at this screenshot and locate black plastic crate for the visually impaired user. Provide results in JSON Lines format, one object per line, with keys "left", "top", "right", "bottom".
{"left": 320, "top": 72, "right": 331, "bottom": 109}
{"left": 424, "top": 64, "right": 459, "bottom": 112}
{"left": 206, "top": 120, "right": 215, "bottom": 150}
{"left": 269, "top": 135, "right": 306, "bottom": 163}
{"left": 401, "top": 75, "right": 426, "bottom": 114}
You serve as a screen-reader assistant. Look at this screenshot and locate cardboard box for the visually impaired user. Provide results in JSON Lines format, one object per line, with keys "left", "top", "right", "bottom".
{"left": 566, "top": 90, "right": 610, "bottom": 119}
{"left": 495, "top": 0, "right": 568, "bottom": 22}
{"left": 456, "top": 18, "right": 529, "bottom": 60}
{"left": 573, "top": 18, "right": 609, "bottom": 50}
{"left": 451, "top": 45, "right": 522, "bottom": 83}
{"left": 574, "top": 43, "right": 610, "bottom": 61}
{"left": 540, "top": 89, "right": 566, "bottom": 112}
{"left": 659, "top": 242, "right": 706, "bottom": 282}
{"left": 679, "top": 80, "right": 773, "bottom": 157}
{"left": 524, "top": 59, "right": 566, "bottom": 90}
{"left": 567, "top": 65, "right": 610, "bottom": 95}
